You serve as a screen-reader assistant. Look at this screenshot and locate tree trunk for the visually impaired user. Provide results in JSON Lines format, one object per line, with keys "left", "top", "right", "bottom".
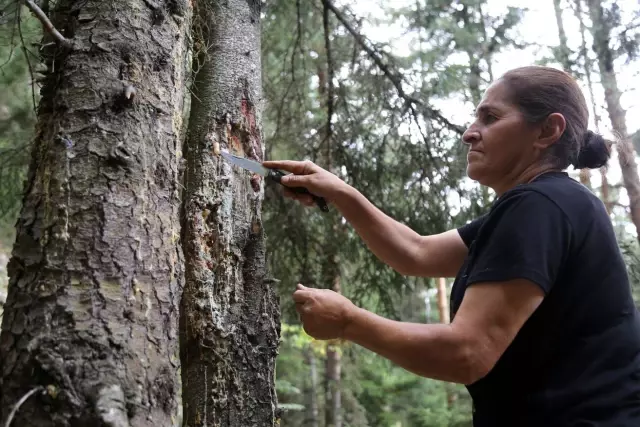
{"left": 575, "top": 0, "right": 611, "bottom": 203}
{"left": 553, "top": 0, "right": 572, "bottom": 71}
{"left": 587, "top": 0, "right": 640, "bottom": 240}
{"left": 0, "top": 1, "right": 192, "bottom": 425}
{"left": 554, "top": 0, "right": 592, "bottom": 187}
{"left": 319, "top": 11, "right": 341, "bottom": 425}
{"left": 304, "top": 347, "right": 320, "bottom": 427}
{"left": 436, "top": 277, "right": 456, "bottom": 406}
{"left": 179, "top": 1, "right": 280, "bottom": 426}
{"left": 324, "top": 277, "right": 342, "bottom": 427}
{"left": 436, "top": 278, "right": 450, "bottom": 324}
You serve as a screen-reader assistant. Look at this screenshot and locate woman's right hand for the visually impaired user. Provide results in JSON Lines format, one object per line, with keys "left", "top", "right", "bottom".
{"left": 261, "top": 159, "right": 348, "bottom": 207}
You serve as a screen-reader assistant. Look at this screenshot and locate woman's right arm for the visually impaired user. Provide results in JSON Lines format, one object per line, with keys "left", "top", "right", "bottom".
{"left": 262, "top": 160, "right": 469, "bottom": 278}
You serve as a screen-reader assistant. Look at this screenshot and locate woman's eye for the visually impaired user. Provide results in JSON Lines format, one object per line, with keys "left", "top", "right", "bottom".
{"left": 484, "top": 114, "right": 497, "bottom": 124}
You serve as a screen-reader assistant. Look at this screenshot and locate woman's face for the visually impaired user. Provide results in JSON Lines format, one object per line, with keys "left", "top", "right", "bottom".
{"left": 462, "top": 80, "right": 542, "bottom": 193}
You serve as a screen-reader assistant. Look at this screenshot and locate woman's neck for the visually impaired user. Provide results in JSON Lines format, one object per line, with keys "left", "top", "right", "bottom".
{"left": 493, "top": 164, "right": 562, "bottom": 196}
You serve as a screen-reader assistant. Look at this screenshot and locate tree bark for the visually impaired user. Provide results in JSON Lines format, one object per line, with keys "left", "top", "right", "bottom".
{"left": 179, "top": 1, "right": 280, "bottom": 426}
{"left": 0, "top": 0, "right": 192, "bottom": 425}
{"left": 587, "top": 0, "right": 640, "bottom": 240}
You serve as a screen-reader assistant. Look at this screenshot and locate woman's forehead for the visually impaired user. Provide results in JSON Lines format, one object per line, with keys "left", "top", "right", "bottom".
{"left": 477, "top": 80, "right": 515, "bottom": 111}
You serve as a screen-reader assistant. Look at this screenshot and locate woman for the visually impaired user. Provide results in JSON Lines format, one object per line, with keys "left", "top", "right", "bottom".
{"left": 263, "top": 66, "right": 640, "bottom": 426}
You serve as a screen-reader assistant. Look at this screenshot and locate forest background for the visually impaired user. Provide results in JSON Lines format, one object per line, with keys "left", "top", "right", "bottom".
{"left": 1, "top": 0, "right": 639, "bottom": 426}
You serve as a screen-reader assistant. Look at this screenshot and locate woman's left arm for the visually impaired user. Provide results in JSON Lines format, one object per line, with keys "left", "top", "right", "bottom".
{"left": 341, "top": 279, "right": 544, "bottom": 384}
{"left": 293, "top": 190, "right": 568, "bottom": 384}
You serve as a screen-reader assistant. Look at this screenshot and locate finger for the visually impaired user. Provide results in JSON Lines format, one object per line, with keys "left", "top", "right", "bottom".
{"left": 279, "top": 173, "right": 312, "bottom": 189}
{"left": 292, "top": 289, "right": 311, "bottom": 303}
{"left": 296, "top": 283, "right": 307, "bottom": 290}
{"left": 262, "top": 160, "right": 311, "bottom": 175}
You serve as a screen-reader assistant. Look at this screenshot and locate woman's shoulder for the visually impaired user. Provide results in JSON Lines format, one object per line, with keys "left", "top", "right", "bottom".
{"left": 494, "top": 172, "right": 612, "bottom": 242}
{"left": 500, "top": 172, "right": 602, "bottom": 215}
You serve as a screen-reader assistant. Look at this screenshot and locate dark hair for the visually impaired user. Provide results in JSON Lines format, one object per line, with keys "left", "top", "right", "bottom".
{"left": 499, "top": 66, "right": 610, "bottom": 169}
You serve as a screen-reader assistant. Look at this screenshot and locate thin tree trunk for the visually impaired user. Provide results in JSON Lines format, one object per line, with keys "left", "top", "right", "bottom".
{"left": 437, "top": 278, "right": 450, "bottom": 324}
{"left": 179, "top": 1, "right": 280, "bottom": 425}
{"left": 320, "top": 10, "right": 341, "bottom": 425}
{"left": 436, "top": 277, "right": 455, "bottom": 406}
{"left": 587, "top": 0, "right": 640, "bottom": 240}
{"left": 325, "top": 276, "right": 342, "bottom": 427}
{"left": 554, "top": 0, "right": 593, "bottom": 187}
{"left": 575, "top": 0, "right": 610, "bottom": 205}
{"left": 0, "top": 0, "right": 192, "bottom": 425}
{"left": 304, "top": 347, "right": 320, "bottom": 427}
{"left": 553, "top": 0, "right": 572, "bottom": 71}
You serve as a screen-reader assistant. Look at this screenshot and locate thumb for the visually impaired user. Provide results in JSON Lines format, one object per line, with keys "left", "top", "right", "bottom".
{"left": 296, "top": 283, "right": 308, "bottom": 290}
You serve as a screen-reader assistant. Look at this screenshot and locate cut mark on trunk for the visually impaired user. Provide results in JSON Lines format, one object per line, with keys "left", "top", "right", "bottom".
{"left": 250, "top": 174, "right": 261, "bottom": 192}
{"left": 240, "top": 97, "right": 263, "bottom": 162}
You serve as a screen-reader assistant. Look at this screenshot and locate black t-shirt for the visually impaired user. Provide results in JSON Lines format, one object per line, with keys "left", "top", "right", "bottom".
{"left": 451, "top": 171, "right": 640, "bottom": 426}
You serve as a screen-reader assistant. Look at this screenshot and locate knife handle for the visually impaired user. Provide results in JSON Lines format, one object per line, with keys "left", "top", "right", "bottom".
{"left": 267, "top": 170, "right": 329, "bottom": 212}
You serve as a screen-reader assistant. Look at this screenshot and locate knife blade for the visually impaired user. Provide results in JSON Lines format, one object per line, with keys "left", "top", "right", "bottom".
{"left": 220, "top": 151, "right": 329, "bottom": 212}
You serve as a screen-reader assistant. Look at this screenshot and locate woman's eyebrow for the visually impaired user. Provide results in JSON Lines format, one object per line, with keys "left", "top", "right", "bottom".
{"left": 475, "top": 104, "right": 500, "bottom": 117}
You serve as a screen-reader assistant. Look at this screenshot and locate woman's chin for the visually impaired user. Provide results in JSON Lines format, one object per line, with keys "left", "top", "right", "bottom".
{"left": 466, "top": 164, "right": 485, "bottom": 181}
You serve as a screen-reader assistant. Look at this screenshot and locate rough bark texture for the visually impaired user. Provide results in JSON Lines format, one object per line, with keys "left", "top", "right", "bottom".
{"left": 0, "top": 1, "right": 192, "bottom": 426}
{"left": 587, "top": 0, "right": 640, "bottom": 240}
{"left": 179, "top": 1, "right": 280, "bottom": 426}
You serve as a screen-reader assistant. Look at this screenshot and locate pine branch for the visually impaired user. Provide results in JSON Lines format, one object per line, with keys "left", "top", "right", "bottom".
{"left": 24, "top": 0, "right": 71, "bottom": 48}
{"left": 321, "top": 0, "right": 465, "bottom": 136}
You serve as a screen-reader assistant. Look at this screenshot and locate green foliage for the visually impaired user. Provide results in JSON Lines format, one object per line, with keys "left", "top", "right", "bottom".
{"left": 263, "top": 1, "right": 495, "bottom": 424}
{"left": 0, "top": 3, "right": 40, "bottom": 241}
{"left": 275, "top": 322, "right": 473, "bottom": 426}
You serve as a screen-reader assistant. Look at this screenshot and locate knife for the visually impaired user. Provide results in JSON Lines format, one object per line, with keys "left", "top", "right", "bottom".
{"left": 220, "top": 151, "right": 329, "bottom": 212}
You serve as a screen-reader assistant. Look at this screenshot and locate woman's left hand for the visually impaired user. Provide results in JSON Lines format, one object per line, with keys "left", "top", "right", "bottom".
{"left": 292, "top": 284, "right": 358, "bottom": 340}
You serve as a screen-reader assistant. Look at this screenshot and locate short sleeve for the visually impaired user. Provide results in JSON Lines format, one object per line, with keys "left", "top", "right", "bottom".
{"left": 465, "top": 190, "right": 572, "bottom": 294}
{"left": 457, "top": 215, "right": 487, "bottom": 248}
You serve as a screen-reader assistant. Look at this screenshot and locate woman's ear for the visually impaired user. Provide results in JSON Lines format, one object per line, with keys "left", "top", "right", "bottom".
{"left": 534, "top": 113, "right": 566, "bottom": 149}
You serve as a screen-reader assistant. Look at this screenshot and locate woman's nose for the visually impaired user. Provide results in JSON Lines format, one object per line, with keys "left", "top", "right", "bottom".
{"left": 462, "top": 126, "right": 480, "bottom": 144}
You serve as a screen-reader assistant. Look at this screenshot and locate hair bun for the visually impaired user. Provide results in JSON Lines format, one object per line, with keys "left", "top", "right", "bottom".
{"left": 572, "top": 130, "right": 611, "bottom": 169}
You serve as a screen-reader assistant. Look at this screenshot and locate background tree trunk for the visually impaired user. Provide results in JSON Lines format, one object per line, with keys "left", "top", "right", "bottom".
{"left": 554, "top": 0, "right": 592, "bottom": 187}
{"left": 587, "top": 0, "right": 640, "bottom": 239}
{"left": 179, "top": 0, "right": 280, "bottom": 425}
{"left": 324, "top": 277, "right": 342, "bottom": 427}
{"left": 304, "top": 346, "right": 320, "bottom": 427}
{"left": 437, "top": 278, "right": 450, "bottom": 324}
{"left": 0, "top": 0, "right": 192, "bottom": 425}
{"left": 553, "top": 0, "right": 572, "bottom": 71}
{"left": 575, "top": 0, "right": 611, "bottom": 203}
